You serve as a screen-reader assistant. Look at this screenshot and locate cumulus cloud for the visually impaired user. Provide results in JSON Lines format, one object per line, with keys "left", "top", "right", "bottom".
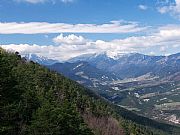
{"left": 1, "top": 24, "right": 180, "bottom": 61}
{"left": 110, "top": 25, "right": 180, "bottom": 48}
{"left": 138, "top": 5, "right": 148, "bottom": 10}
{"left": 14, "top": 0, "right": 74, "bottom": 4}
{"left": 1, "top": 44, "right": 97, "bottom": 61}
{"left": 0, "top": 21, "right": 147, "bottom": 34}
{"left": 53, "top": 34, "right": 89, "bottom": 45}
{"left": 157, "top": 0, "right": 180, "bottom": 19}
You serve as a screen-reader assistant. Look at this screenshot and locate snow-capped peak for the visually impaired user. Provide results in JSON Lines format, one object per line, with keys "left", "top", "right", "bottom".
{"left": 22, "top": 53, "right": 60, "bottom": 65}
{"left": 68, "top": 51, "right": 130, "bottom": 62}
{"left": 86, "top": 51, "right": 127, "bottom": 60}
{"left": 106, "top": 51, "right": 127, "bottom": 60}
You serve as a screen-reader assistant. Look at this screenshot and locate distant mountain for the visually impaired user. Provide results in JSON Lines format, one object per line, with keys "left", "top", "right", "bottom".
{"left": 24, "top": 52, "right": 180, "bottom": 82}
{"left": 48, "top": 61, "right": 120, "bottom": 87}
{"left": 24, "top": 53, "right": 59, "bottom": 65}
{"left": 154, "top": 53, "right": 180, "bottom": 77}
{"left": 110, "top": 53, "right": 165, "bottom": 78}
{"left": 69, "top": 52, "right": 118, "bottom": 71}
{"left": 69, "top": 52, "right": 180, "bottom": 79}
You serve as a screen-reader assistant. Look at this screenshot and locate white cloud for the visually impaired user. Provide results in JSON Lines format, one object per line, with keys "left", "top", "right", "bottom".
{"left": 0, "top": 21, "right": 148, "bottom": 34}
{"left": 15, "top": 0, "right": 47, "bottom": 4}
{"left": 138, "top": 5, "right": 148, "bottom": 10}
{"left": 14, "top": 0, "right": 74, "bottom": 4}
{"left": 157, "top": 0, "right": 180, "bottom": 19}
{"left": 173, "top": 44, "right": 180, "bottom": 48}
{"left": 1, "top": 44, "right": 97, "bottom": 61}
{"left": 53, "top": 34, "right": 89, "bottom": 45}
{"left": 0, "top": 21, "right": 147, "bottom": 34}
{"left": 160, "top": 46, "right": 167, "bottom": 52}
{"left": 1, "top": 25, "right": 180, "bottom": 61}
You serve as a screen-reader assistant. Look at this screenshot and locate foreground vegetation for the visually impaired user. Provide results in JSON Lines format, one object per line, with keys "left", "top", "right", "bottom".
{"left": 0, "top": 48, "right": 180, "bottom": 135}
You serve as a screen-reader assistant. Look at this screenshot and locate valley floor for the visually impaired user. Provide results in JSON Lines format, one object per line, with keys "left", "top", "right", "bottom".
{"left": 88, "top": 75, "right": 180, "bottom": 126}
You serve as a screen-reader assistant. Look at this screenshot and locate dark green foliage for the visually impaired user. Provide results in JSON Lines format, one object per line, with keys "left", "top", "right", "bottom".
{"left": 0, "top": 49, "right": 93, "bottom": 135}
{"left": 28, "top": 101, "right": 92, "bottom": 135}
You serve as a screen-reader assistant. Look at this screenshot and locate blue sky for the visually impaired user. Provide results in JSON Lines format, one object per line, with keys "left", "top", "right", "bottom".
{"left": 1, "top": 0, "right": 180, "bottom": 60}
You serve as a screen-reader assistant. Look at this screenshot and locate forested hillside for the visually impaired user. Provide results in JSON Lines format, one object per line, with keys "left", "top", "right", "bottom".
{"left": 0, "top": 48, "right": 179, "bottom": 135}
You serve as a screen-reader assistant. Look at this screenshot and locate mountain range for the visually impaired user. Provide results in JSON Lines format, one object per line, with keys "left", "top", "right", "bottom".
{"left": 24, "top": 52, "right": 180, "bottom": 90}
{"left": 69, "top": 52, "right": 180, "bottom": 79}
{"left": 47, "top": 61, "right": 120, "bottom": 87}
